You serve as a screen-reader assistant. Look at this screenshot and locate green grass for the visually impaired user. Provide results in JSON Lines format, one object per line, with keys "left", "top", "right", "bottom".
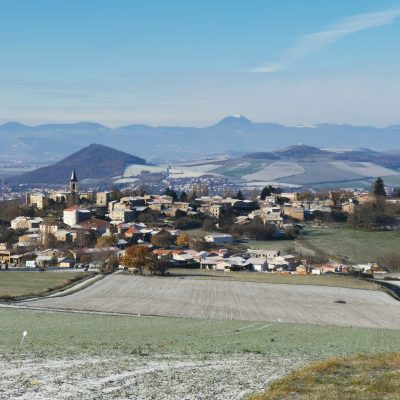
{"left": 248, "top": 352, "right": 400, "bottom": 400}
{"left": 168, "top": 268, "right": 378, "bottom": 290}
{"left": 301, "top": 225, "right": 400, "bottom": 264}
{"left": 246, "top": 239, "right": 313, "bottom": 255}
{"left": 0, "top": 271, "right": 89, "bottom": 299}
{"left": 1, "top": 308, "right": 400, "bottom": 359}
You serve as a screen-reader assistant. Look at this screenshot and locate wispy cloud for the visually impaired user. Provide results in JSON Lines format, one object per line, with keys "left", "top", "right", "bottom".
{"left": 251, "top": 8, "right": 400, "bottom": 73}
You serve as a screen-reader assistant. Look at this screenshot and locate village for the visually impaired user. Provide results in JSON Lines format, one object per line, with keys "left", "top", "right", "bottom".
{"left": 0, "top": 169, "right": 398, "bottom": 278}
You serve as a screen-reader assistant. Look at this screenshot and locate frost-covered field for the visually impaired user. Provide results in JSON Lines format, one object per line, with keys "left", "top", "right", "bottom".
{"left": 330, "top": 161, "right": 400, "bottom": 177}
{"left": 123, "top": 162, "right": 222, "bottom": 179}
{"left": 243, "top": 162, "right": 305, "bottom": 181}
{"left": 2, "top": 307, "right": 400, "bottom": 400}
{"left": 1, "top": 352, "right": 302, "bottom": 400}
{"left": 22, "top": 275, "right": 400, "bottom": 329}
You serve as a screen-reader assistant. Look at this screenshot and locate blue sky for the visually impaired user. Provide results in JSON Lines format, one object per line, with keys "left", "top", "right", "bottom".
{"left": 0, "top": 0, "right": 400, "bottom": 126}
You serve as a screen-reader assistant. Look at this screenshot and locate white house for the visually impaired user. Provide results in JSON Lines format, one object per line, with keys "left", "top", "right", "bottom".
{"left": 246, "top": 257, "right": 269, "bottom": 272}
{"left": 63, "top": 205, "right": 91, "bottom": 227}
{"left": 246, "top": 249, "right": 280, "bottom": 260}
{"left": 11, "top": 216, "right": 43, "bottom": 230}
{"left": 204, "top": 234, "right": 234, "bottom": 245}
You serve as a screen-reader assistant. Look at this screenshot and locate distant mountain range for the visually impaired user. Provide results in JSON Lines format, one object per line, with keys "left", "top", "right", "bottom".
{"left": 1, "top": 115, "right": 400, "bottom": 162}
{"left": 13, "top": 144, "right": 146, "bottom": 184}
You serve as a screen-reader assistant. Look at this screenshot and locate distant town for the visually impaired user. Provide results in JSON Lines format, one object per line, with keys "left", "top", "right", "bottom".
{"left": 0, "top": 165, "right": 398, "bottom": 280}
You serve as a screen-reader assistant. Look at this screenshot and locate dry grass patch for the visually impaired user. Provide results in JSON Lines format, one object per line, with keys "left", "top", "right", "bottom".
{"left": 248, "top": 352, "right": 400, "bottom": 400}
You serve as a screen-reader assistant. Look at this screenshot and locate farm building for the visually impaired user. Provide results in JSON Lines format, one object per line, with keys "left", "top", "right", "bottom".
{"left": 246, "top": 249, "right": 280, "bottom": 260}
{"left": 204, "top": 234, "right": 234, "bottom": 244}
{"left": 70, "top": 247, "right": 120, "bottom": 262}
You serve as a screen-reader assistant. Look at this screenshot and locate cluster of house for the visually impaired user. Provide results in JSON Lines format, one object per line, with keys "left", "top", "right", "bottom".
{"left": 151, "top": 247, "right": 363, "bottom": 275}
{"left": 6, "top": 170, "right": 395, "bottom": 273}
{"left": 2, "top": 214, "right": 187, "bottom": 268}
{"left": 195, "top": 192, "right": 335, "bottom": 228}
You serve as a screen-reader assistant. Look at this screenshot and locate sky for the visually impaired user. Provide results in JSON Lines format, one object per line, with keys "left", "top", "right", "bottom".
{"left": 0, "top": 0, "right": 400, "bottom": 127}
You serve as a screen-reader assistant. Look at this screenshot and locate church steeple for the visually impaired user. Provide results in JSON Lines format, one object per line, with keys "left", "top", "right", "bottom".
{"left": 69, "top": 169, "right": 78, "bottom": 204}
{"left": 70, "top": 169, "right": 78, "bottom": 182}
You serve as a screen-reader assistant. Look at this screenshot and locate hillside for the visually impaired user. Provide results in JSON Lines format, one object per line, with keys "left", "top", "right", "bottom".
{"left": 13, "top": 144, "right": 146, "bottom": 184}
{"left": 208, "top": 145, "right": 400, "bottom": 187}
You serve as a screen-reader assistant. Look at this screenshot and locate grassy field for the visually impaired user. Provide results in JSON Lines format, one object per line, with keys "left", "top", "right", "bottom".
{"left": 248, "top": 352, "right": 400, "bottom": 400}
{"left": 246, "top": 239, "right": 313, "bottom": 254}
{"left": 0, "top": 271, "right": 89, "bottom": 299}
{"left": 169, "top": 268, "right": 377, "bottom": 290}
{"left": 1, "top": 308, "right": 400, "bottom": 399}
{"left": 2, "top": 308, "right": 400, "bottom": 359}
{"left": 301, "top": 225, "right": 400, "bottom": 264}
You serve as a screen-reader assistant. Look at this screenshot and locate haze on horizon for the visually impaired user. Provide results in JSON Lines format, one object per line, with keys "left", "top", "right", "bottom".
{"left": 1, "top": 0, "right": 400, "bottom": 128}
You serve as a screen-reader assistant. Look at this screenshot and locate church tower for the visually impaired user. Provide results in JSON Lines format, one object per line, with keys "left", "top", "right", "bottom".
{"left": 69, "top": 169, "right": 79, "bottom": 204}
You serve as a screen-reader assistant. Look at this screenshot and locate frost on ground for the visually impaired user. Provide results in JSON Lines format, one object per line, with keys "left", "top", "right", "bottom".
{"left": 0, "top": 353, "right": 305, "bottom": 400}
{"left": 23, "top": 275, "right": 400, "bottom": 329}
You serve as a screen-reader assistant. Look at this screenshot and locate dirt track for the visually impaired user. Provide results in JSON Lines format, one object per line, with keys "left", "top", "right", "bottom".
{"left": 22, "top": 275, "right": 400, "bottom": 329}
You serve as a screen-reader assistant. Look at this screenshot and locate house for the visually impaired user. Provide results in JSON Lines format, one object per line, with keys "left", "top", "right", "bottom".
{"left": 204, "top": 234, "right": 234, "bottom": 244}
{"left": 246, "top": 257, "right": 268, "bottom": 272}
{"left": 172, "top": 251, "right": 195, "bottom": 263}
{"left": 124, "top": 226, "right": 142, "bottom": 240}
{"left": 54, "top": 229, "right": 73, "bottom": 243}
{"left": 200, "top": 255, "right": 247, "bottom": 271}
{"left": 35, "top": 255, "right": 55, "bottom": 267}
{"left": 246, "top": 249, "right": 280, "bottom": 260}
{"left": 11, "top": 216, "right": 43, "bottom": 230}
{"left": 70, "top": 246, "right": 120, "bottom": 263}
{"left": 200, "top": 257, "right": 223, "bottom": 269}
{"left": 96, "top": 191, "right": 112, "bottom": 207}
{"left": 58, "top": 257, "right": 76, "bottom": 268}
{"left": 18, "top": 233, "right": 40, "bottom": 248}
{"left": 63, "top": 205, "right": 91, "bottom": 226}
{"left": 0, "top": 243, "right": 14, "bottom": 264}
{"left": 26, "top": 193, "right": 49, "bottom": 210}
{"left": 72, "top": 218, "right": 111, "bottom": 235}
{"left": 231, "top": 199, "right": 259, "bottom": 215}
{"left": 268, "top": 256, "right": 293, "bottom": 271}
{"left": 109, "top": 208, "right": 135, "bottom": 223}
{"left": 312, "top": 264, "right": 339, "bottom": 274}
{"left": 283, "top": 205, "right": 305, "bottom": 221}
{"left": 39, "top": 221, "right": 66, "bottom": 235}
{"left": 153, "top": 249, "right": 173, "bottom": 259}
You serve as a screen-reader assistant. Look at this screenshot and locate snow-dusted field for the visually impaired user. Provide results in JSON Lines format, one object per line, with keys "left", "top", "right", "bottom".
{"left": 330, "top": 161, "right": 400, "bottom": 177}
{"left": 243, "top": 162, "right": 305, "bottom": 181}
{"left": 23, "top": 275, "right": 400, "bottom": 329}
{"left": 123, "top": 162, "right": 223, "bottom": 179}
{"left": 0, "top": 352, "right": 304, "bottom": 400}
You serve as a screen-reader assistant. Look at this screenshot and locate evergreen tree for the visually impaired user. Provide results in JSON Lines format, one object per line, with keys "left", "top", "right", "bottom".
{"left": 164, "top": 187, "right": 178, "bottom": 202}
{"left": 260, "top": 186, "right": 271, "bottom": 200}
{"left": 260, "top": 185, "right": 277, "bottom": 200}
{"left": 373, "top": 177, "right": 386, "bottom": 197}
{"left": 179, "top": 191, "right": 189, "bottom": 202}
{"left": 236, "top": 190, "right": 244, "bottom": 200}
